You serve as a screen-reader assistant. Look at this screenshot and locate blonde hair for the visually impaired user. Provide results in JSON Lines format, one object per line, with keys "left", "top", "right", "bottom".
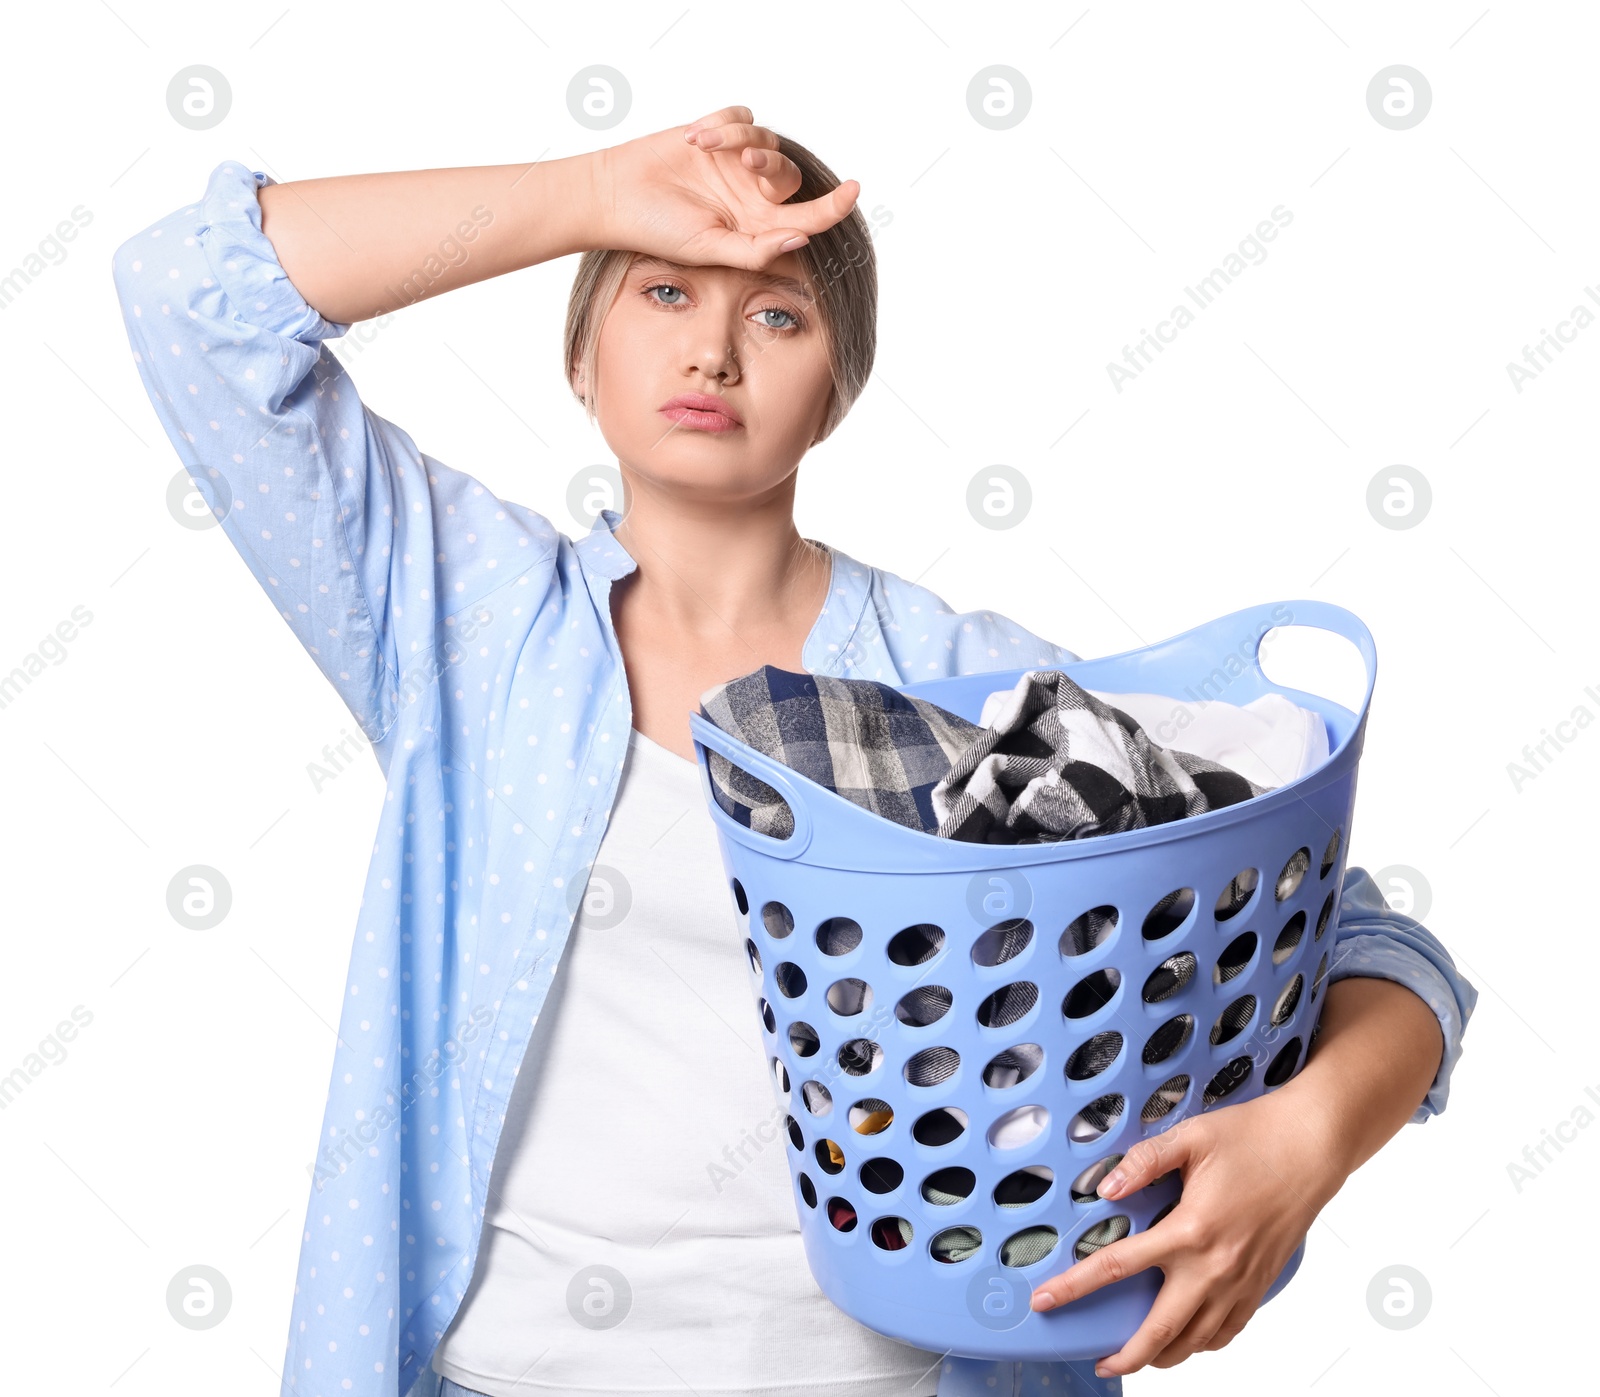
{"left": 562, "top": 132, "right": 877, "bottom": 447}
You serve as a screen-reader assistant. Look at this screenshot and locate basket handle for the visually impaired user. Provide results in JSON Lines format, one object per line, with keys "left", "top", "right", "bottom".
{"left": 688, "top": 710, "right": 816, "bottom": 860}
{"left": 1103, "top": 598, "right": 1378, "bottom": 721}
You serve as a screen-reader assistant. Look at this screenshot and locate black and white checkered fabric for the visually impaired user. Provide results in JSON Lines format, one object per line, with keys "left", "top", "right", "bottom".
{"left": 697, "top": 666, "right": 1266, "bottom": 845}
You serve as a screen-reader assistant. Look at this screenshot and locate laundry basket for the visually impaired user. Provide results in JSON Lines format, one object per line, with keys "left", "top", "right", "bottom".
{"left": 687, "top": 600, "right": 1376, "bottom": 1362}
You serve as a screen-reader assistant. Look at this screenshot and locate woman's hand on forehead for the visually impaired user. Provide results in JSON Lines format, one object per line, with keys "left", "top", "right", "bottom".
{"left": 589, "top": 103, "right": 860, "bottom": 271}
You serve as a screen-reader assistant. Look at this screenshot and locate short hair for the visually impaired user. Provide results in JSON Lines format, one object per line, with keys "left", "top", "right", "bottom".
{"left": 562, "top": 132, "right": 877, "bottom": 446}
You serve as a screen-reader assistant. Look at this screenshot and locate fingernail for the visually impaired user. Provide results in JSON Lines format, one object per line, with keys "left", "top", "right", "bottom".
{"left": 1098, "top": 1169, "right": 1126, "bottom": 1195}
{"left": 778, "top": 235, "right": 808, "bottom": 251}
{"left": 1095, "top": 1365, "right": 1112, "bottom": 1378}
{"left": 1030, "top": 1290, "right": 1056, "bottom": 1312}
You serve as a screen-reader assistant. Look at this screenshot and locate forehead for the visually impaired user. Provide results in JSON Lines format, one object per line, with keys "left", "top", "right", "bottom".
{"left": 629, "top": 253, "right": 813, "bottom": 303}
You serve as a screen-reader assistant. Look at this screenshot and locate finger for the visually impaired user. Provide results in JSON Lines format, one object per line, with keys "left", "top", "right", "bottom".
{"left": 686, "top": 120, "right": 780, "bottom": 153}
{"left": 683, "top": 105, "right": 753, "bottom": 138}
{"left": 763, "top": 180, "right": 862, "bottom": 239}
{"left": 1149, "top": 1294, "right": 1240, "bottom": 1369}
{"left": 690, "top": 225, "right": 816, "bottom": 272}
{"left": 1092, "top": 1282, "right": 1214, "bottom": 1378}
{"left": 1198, "top": 1294, "right": 1257, "bottom": 1352}
{"left": 1096, "top": 1123, "right": 1197, "bottom": 1199}
{"left": 741, "top": 146, "right": 803, "bottom": 204}
{"left": 1029, "top": 1228, "right": 1167, "bottom": 1310}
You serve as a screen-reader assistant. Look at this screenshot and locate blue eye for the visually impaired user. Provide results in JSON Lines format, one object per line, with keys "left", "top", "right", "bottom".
{"left": 642, "top": 279, "right": 804, "bottom": 332}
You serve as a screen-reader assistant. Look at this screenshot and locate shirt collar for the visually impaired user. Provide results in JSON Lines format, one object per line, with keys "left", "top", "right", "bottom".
{"left": 574, "top": 506, "right": 874, "bottom": 674}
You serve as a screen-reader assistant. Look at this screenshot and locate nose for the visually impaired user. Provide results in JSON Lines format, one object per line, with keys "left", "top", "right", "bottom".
{"left": 680, "top": 284, "right": 744, "bottom": 383}
{"left": 689, "top": 334, "right": 740, "bottom": 384}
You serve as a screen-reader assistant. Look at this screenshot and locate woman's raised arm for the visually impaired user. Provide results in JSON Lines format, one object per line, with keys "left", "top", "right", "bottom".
{"left": 256, "top": 106, "right": 861, "bottom": 325}
{"left": 109, "top": 107, "right": 859, "bottom": 745}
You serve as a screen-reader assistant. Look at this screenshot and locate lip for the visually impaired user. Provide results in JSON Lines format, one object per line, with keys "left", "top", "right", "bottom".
{"left": 659, "top": 392, "right": 744, "bottom": 433}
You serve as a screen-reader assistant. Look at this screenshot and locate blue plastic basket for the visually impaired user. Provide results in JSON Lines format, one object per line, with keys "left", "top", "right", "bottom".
{"left": 687, "top": 600, "right": 1375, "bottom": 1362}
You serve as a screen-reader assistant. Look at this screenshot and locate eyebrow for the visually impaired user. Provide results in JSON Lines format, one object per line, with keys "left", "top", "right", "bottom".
{"left": 630, "top": 255, "right": 814, "bottom": 305}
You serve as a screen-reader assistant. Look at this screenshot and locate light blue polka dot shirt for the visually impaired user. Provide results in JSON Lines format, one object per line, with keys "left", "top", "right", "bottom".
{"left": 111, "top": 160, "right": 1478, "bottom": 1397}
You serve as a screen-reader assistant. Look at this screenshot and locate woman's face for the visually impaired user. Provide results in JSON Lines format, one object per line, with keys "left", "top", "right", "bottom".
{"left": 581, "top": 252, "right": 832, "bottom": 505}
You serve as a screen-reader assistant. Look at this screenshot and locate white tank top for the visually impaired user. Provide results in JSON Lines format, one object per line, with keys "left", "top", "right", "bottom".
{"left": 433, "top": 726, "right": 942, "bottom": 1397}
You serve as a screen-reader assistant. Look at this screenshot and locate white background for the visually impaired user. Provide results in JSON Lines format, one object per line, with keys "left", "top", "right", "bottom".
{"left": 0, "top": 2, "right": 1587, "bottom": 1392}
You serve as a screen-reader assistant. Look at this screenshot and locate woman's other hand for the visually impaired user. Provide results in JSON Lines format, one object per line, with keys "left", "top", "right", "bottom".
{"left": 1027, "top": 1088, "right": 1348, "bottom": 1379}
{"left": 587, "top": 104, "right": 860, "bottom": 267}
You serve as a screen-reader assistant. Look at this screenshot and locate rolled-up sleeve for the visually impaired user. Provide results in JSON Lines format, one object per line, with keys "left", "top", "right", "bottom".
{"left": 1323, "top": 864, "right": 1478, "bottom": 1124}
{"left": 111, "top": 160, "right": 400, "bottom": 740}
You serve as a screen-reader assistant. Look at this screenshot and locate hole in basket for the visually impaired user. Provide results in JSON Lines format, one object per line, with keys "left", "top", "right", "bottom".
{"left": 1063, "top": 968, "right": 1121, "bottom": 1019}
{"left": 1271, "top": 974, "right": 1304, "bottom": 1027}
{"left": 785, "top": 1115, "right": 803, "bottom": 1150}
{"left": 1264, "top": 1036, "right": 1304, "bottom": 1088}
{"left": 1143, "top": 888, "right": 1196, "bottom": 941}
{"left": 1074, "top": 1215, "right": 1130, "bottom": 1260}
{"left": 860, "top": 1157, "right": 903, "bottom": 1194}
{"left": 1210, "top": 995, "right": 1256, "bottom": 1046}
{"left": 732, "top": 878, "right": 748, "bottom": 916}
{"left": 1215, "top": 868, "right": 1259, "bottom": 922}
{"left": 988, "top": 1104, "right": 1050, "bottom": 1149}
{"left": 802, "top": 1081, "right": 833, "bottom": 1115}
{"left": 976, "top": 981, "right": 1039, "bottom": 1029}
{"left": 758, "top": 997, "right": 776, "bottom": 1033}
{"left": 1000, "top": 1225, "right": 1060, "bottom": 1268}
{"left": 1214, "top": 932, "right": 1257, "bottom": 985}
{"left": 1142, "top": 1014, "right": 1194, "bottom": 1066}
{"left": 1061, "top": 905, "right": 1120, "bottom": 957}
{"left": 1321, "top": 828, "right": 1342, "bottom": 878}
{"left": 922, "top": 1166, "right": 976, "bottom": 1205}
{"left": 1149, "top": 1197, "right": 1181, "bottom": 1228}
{"left": 789, "top": 1022, "right": 820, "bottom": 1058}
{"left": 1311, "top": 951, "right": 1329, "bottom": 1003}
{"left": 930, "top": 1226, "right": 983, "bottom": 1264}
{"left": 1202, "top": 1056, "right": 1252, "bottom": 1107}
{"left": 827, "top": 978, "right": 873, "bottom": 1017}
{"left": 973, "top": 918, "right": 1034, "bottom": 967}
{"left": 774, "top": 962, "right": 807, "bottom": 998}
{"left": 1065, "top": 1031, "right": 1123, "bottom": 1081}
{"left": 1143, "top": 952, "right": 1196, "bottom": 1004}
{"left": 983, "top": 1043, "right": 1044, "bottom": 1089}
{"left": 1069, "top": 1156, "right": 1123, "bottom": 1203}
{"left": 1141, "top": 1074, "right": 1190, "bottom": 1125}
{"left": 744, "top": 939, "right": 762, "bottom": 976}
{"left": 895, "top": 985, "right": 952, "bottom": 1027}
{"left": 771, "top": 1057, "right": 790, "bottom": 1096}
{"left": 816, "top": 916, "right": 863, "bottom": 957}
{"left": 849, "top": 1098, "right": 894, "bottom": 1135}
{"left": 798, "top": 1172, "right": 817, "bottom": 1207}
{"left": 1315, "top": 891, "right": 1334, "bottom": 941}
{"left": 1273, "top": 911, "right": 1307, "bottom": 965}
{"left": 761, "top": 901, "right": 794, "bottom": 939}
{"left": 1068, "top": 1094, "right": 1125, "bottom": 1143}
{"left": 887, "top": 923, "right": 945, "bottom": 966}
{"left": 997, "top": 1165, "right": 1054, "bottom": 1207}
{"left": 871, "top": 1216, "right": 913, "bottom": 1251}
{"left": 1276, "top": 847, "right": 1311, "bottom": 902}
{"left": 826, "top": 1197, "right": 857, "bottom": 1232}
{"left": 839, "top": 1038, "right": 883, "bottom": 1076}
{"left": 904, "top": 1045, "right": 960, "bottom": 1087}
{"left": 815, "top": 1138, "right": 845, "bottom": 1175}
{"left": 913, "top": 1107, "right": 968, "bottom": 1147}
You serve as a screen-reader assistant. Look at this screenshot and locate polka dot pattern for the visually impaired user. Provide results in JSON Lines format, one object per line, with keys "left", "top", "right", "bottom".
{"left": 109, "top": 160, "right": 1476, "bottom": 1397}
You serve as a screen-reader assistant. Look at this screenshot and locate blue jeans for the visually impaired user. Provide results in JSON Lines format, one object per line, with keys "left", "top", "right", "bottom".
{"left": 438, "top": 1358, "right": 1123, "bottom": 1396}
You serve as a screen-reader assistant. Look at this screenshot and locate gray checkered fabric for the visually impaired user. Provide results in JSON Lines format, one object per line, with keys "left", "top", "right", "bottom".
{"left": 697, "top": 666, "right": 1266, "bottom": 845}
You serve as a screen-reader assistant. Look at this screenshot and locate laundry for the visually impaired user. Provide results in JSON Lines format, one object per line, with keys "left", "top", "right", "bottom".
{"left": 697, "top": 665, "right": 1325, "bottom": 846}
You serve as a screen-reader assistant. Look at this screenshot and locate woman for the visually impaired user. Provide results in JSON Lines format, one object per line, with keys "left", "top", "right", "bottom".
{"left": 111, "top": 105, "right": 1475, "bottom": 1397}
